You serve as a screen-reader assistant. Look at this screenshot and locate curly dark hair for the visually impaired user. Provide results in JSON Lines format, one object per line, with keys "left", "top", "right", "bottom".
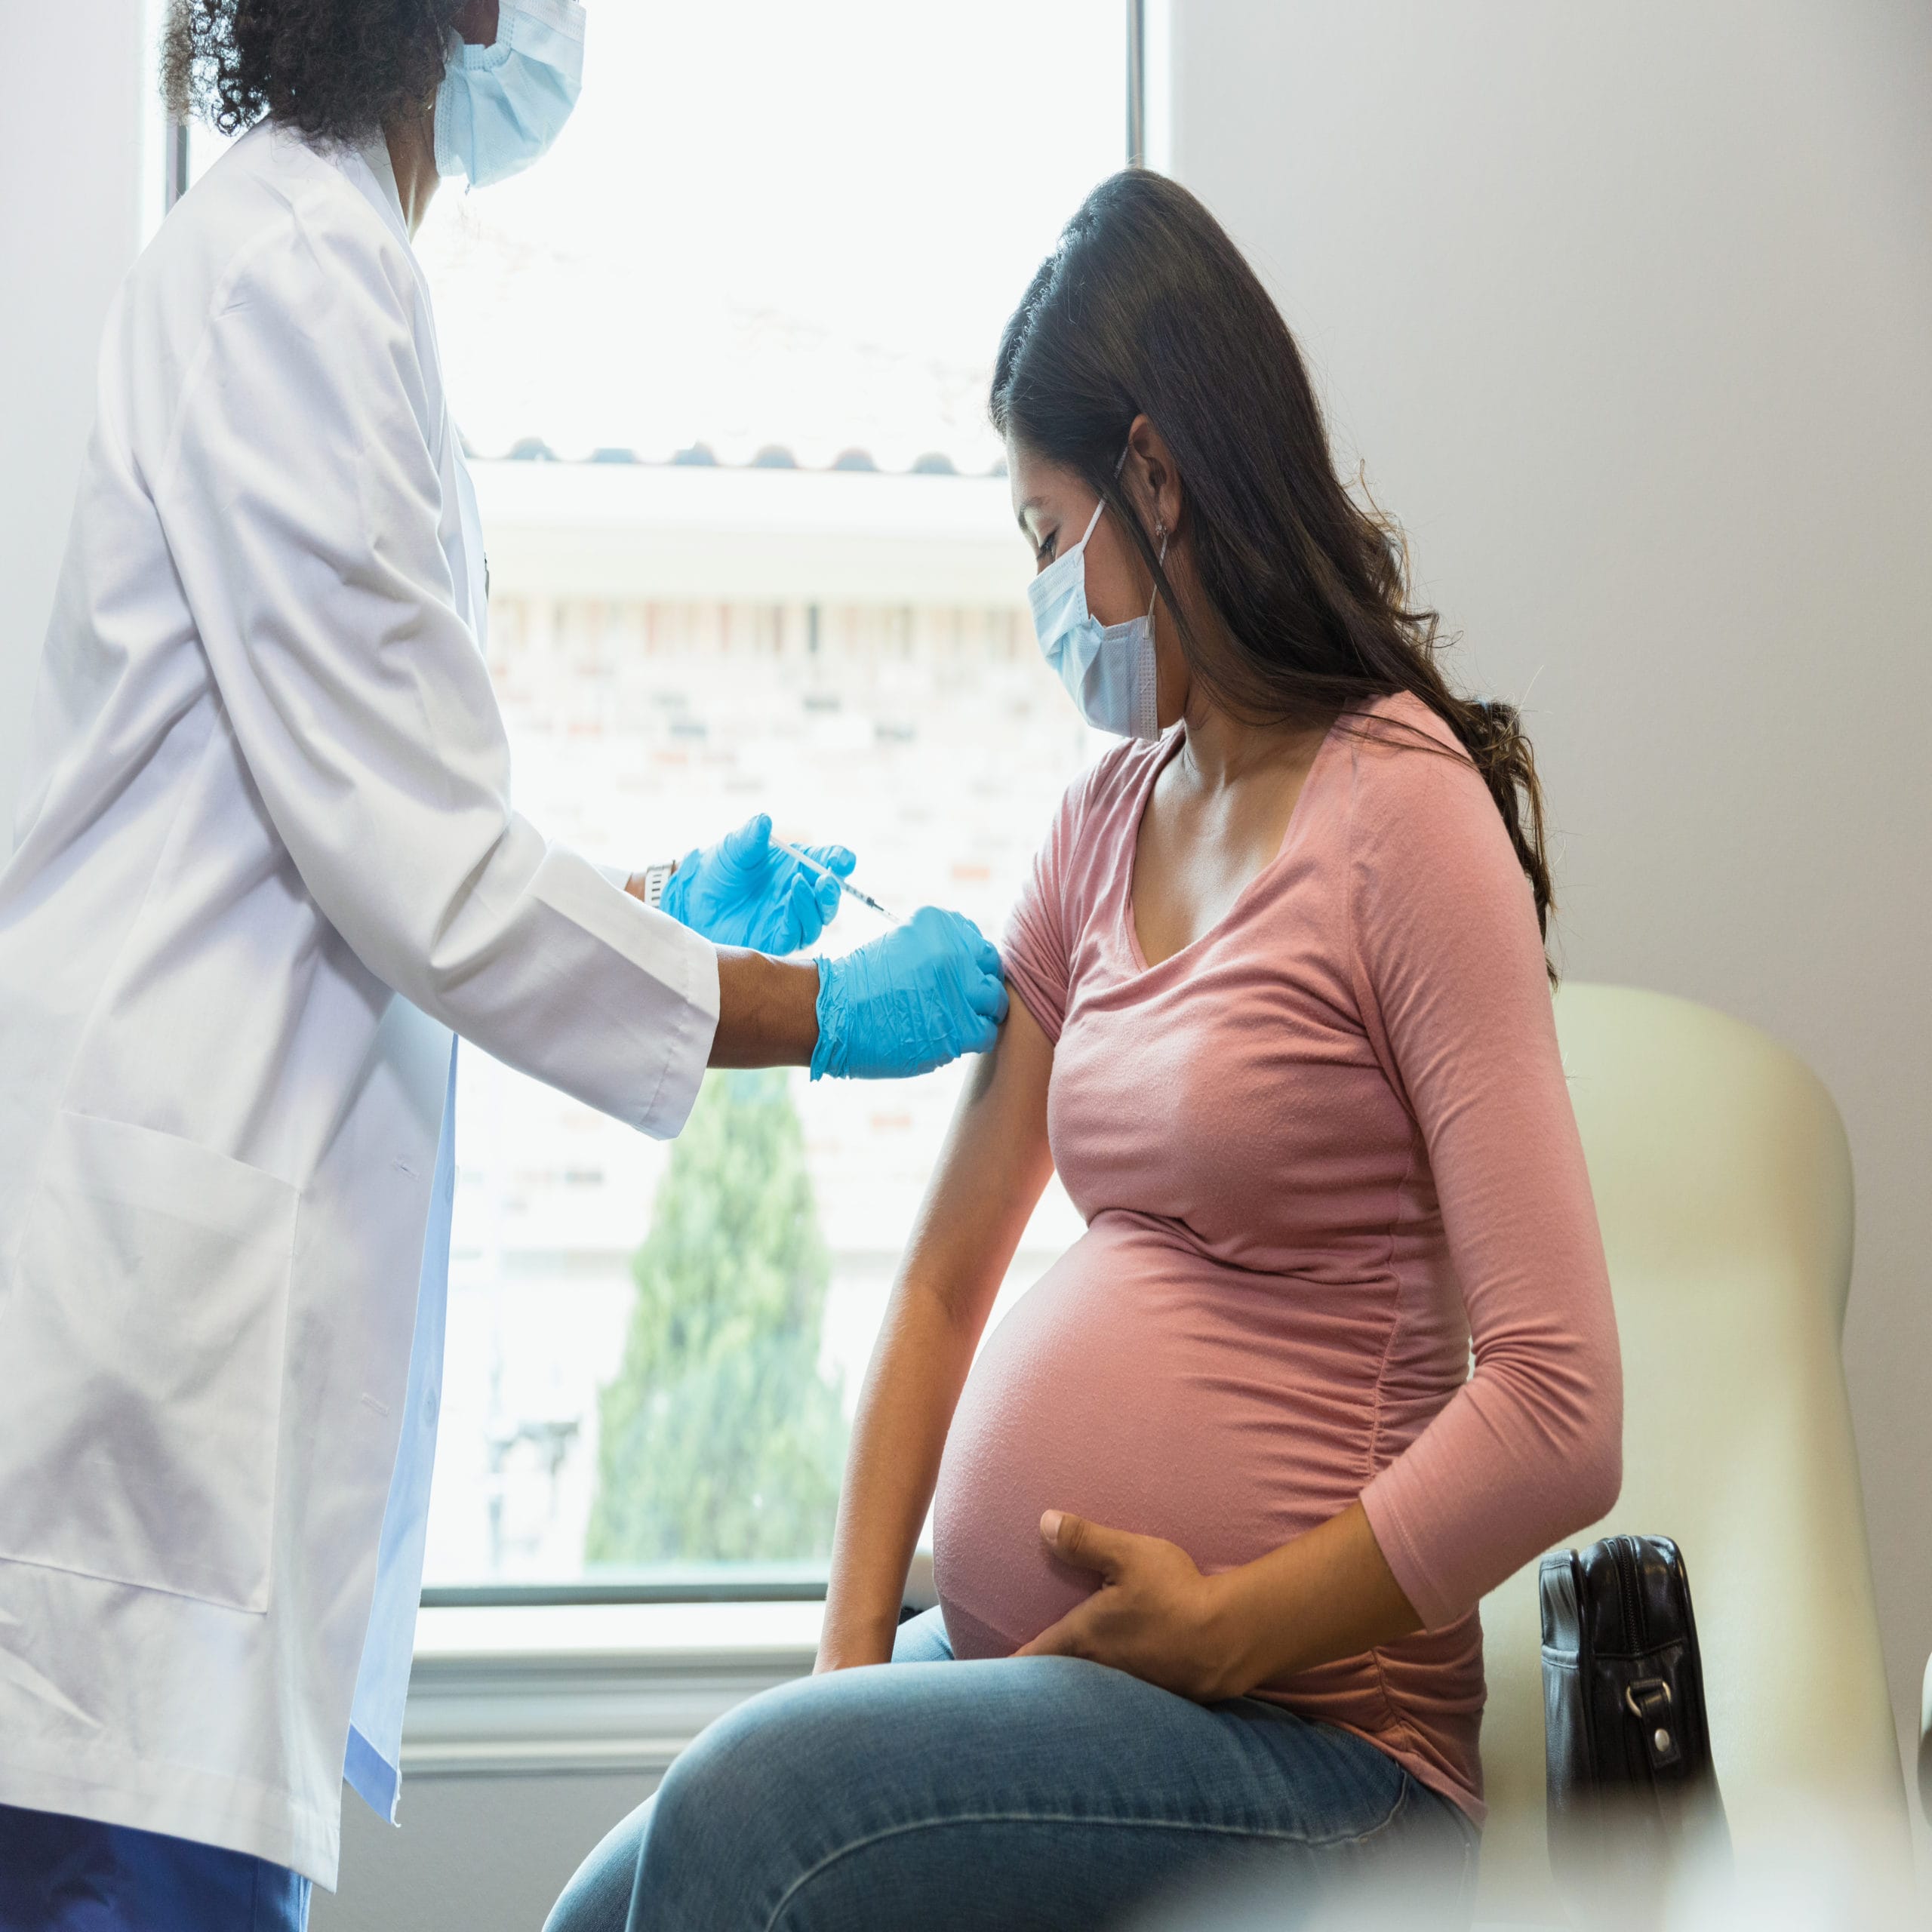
{"left": 162, "top": 0, "right": 465, "bottom": 145}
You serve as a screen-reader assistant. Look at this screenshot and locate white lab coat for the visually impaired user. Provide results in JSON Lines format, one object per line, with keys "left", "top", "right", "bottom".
{"left": 0, "top": 121, "right": 718, "bottom": 1885}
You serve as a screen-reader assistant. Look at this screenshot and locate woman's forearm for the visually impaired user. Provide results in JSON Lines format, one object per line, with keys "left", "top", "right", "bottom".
{"left": 816, "top": 997, "right": 1059, "bottom": 1669}
{"left": 1214, "top": 1501, "right": 1421, "bottom": 1693}
{"left": 817, "top": 1282, "right": 980, "bottom": 1666}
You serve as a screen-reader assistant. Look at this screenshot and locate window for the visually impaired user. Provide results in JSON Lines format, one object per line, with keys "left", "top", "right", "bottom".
{"left": 415, "top": 5, "right": 1131, "bottom": 1596}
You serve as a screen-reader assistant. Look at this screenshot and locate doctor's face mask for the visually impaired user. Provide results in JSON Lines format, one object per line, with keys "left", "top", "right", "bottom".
{"left": 435, "top": 0, "right": 586, "bottom": 189}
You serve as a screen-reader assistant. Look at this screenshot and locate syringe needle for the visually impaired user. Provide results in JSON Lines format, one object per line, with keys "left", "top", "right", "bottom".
{"left": 774, "top": 840, "right": 898, "bottom": 924}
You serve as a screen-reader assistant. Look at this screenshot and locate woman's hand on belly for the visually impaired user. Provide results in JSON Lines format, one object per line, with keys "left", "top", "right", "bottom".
{"left": 1013, "top": 1510, "right": 1254, "bottom": 1702}
{"left": 1014, "top": 1500, "right": 1424, "bottom": 1703}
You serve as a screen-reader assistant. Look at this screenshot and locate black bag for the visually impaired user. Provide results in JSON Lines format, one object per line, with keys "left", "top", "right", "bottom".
{"left": 1540, "top": 1534, "right": 1730, "bottom": 1926}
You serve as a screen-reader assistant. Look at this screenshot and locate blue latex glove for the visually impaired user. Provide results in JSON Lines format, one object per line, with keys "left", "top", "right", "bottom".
{"left": 811, "top": 906, "right": 1009, "bottom": 1080}
{"left": 660, "top": 813, "right": 856, "bottom": 955}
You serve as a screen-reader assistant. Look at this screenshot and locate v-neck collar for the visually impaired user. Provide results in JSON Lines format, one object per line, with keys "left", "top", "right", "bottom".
{"left": 1121, "top": 712, "right": 1348, "bottom": 975}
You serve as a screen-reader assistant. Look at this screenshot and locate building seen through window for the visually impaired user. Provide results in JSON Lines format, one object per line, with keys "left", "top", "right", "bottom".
{"left": 407, "top": 2, "right": 1127, "bottom": 1589}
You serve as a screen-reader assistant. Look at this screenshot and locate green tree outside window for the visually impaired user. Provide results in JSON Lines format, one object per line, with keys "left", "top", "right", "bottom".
{"left": 586, "top": 1068, "right": 848, "bottom": 1567}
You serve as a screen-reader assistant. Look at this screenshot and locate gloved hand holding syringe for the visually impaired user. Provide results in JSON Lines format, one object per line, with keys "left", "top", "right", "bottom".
{"left": 652, "top": 811, "right": 1004, "bottom": 1077}
{"left": 658, "top": 814, "right": 886, "bottom": 952}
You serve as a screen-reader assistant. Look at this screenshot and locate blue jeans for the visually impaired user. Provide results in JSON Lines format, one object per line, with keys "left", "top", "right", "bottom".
{"left": 547, "top": 1607, "right": 1478, "bottom": 1931}
{"left": 0, "top": 1802, "right": 310, "bottom": 1931}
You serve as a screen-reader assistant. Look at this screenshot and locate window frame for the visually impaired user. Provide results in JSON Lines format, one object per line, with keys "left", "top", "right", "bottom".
{"left": 420, "top": 1577, "right": 830, "bottom": 1609}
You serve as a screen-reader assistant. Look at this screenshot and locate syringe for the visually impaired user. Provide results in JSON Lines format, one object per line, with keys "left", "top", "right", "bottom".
{"left": 775, "top": 840, "right": 899, "bottom": 924}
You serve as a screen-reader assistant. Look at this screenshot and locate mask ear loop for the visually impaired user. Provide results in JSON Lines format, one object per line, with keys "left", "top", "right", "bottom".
{"left": 1148, "top": 517, "right": 1168, "bottom": 620}
{"left": 1073, "top": 495, "right": 1107, "bottom": 553}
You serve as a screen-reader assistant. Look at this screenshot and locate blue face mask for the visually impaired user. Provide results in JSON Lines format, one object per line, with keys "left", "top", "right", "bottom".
{"left": 1026, "top": 490, "right": 1168, "bottom": 741}
{"left": 434, "top": 0, "right": 586, "bottom": 189}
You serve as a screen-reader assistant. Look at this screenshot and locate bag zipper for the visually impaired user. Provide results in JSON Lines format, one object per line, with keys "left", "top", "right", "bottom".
{"left": 1611, "top": 1535, "right": 1644, "bottom": 1652}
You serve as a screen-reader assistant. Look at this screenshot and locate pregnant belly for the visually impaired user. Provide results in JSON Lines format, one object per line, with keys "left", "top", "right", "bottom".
{"left": 932, "top": 1216, "right": 1378, "bottom": 1659}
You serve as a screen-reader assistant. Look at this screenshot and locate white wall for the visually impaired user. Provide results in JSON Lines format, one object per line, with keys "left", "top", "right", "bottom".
{"left": 0, "top": 0, "right": 149, "bottom": 842}
{"left": 315, "top": 1770, "right": 651, "bottom": 1932}
{"left": 1169, "top": 0, "right": 1932, "bottom": 1810}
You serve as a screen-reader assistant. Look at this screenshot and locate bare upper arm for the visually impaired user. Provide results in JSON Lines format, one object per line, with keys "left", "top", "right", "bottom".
{"left": 897, "top": 988, "right": 1057, "bottom": 1336}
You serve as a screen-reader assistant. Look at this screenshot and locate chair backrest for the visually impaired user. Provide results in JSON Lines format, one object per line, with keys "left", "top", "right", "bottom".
{"left": 1474, "top": 983, "right": 1905, "bottom": 1924}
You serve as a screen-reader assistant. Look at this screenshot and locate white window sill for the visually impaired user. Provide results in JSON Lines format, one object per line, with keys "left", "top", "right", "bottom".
{"left": 401, "top": 1555, "right": 939, "bottom": 1780}
{"left": 413, "top": 1597, "right": 828, "bottom": 1663}
{"left": 403, "top": 1601, "right": 824, "bottom": 1780}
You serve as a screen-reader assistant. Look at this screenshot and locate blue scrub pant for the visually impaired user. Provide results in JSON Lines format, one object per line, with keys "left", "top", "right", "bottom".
{"left": 0, "top": 1803, "right": 310, "bottom": 1932}
{"left": 546, "top": 1607, "right": 1478, "bottom": 1931}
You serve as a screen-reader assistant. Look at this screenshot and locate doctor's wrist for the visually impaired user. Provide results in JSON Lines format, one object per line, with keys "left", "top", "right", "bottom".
{"left": 709, "top": 949, "right": 820, "bottom": 1070}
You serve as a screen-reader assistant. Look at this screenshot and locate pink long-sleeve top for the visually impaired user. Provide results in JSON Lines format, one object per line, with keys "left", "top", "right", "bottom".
{"left": 930, "top": 690, "right": 1622, "bottom": 1821}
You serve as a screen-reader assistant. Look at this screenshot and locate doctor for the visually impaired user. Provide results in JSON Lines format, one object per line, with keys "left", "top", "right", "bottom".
{"left": 0, "top": 1, "right": 1007, "bottom": 1926}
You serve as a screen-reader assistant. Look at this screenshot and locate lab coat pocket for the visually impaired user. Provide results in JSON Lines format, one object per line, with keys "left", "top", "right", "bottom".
{"left": 0, "top": 1110, "right": 297, "bottom": 1613}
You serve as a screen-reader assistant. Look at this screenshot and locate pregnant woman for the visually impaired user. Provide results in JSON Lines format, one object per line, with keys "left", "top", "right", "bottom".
{"left": 548, "top": 171, "right": 1622, "bottom": 1932}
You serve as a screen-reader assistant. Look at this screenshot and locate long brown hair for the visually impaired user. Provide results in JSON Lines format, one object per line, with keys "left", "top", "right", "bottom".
{"left": 991, "top": 170, "right": 1557, "bottom": 980}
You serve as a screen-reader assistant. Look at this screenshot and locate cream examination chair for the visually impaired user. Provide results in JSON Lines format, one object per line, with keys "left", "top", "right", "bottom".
{"left": 1471, "top": 983, "right": 1906, "bottom": 1925}
{"left": 1921, "top": 1657, "right": 1932, "bottom": 1823}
